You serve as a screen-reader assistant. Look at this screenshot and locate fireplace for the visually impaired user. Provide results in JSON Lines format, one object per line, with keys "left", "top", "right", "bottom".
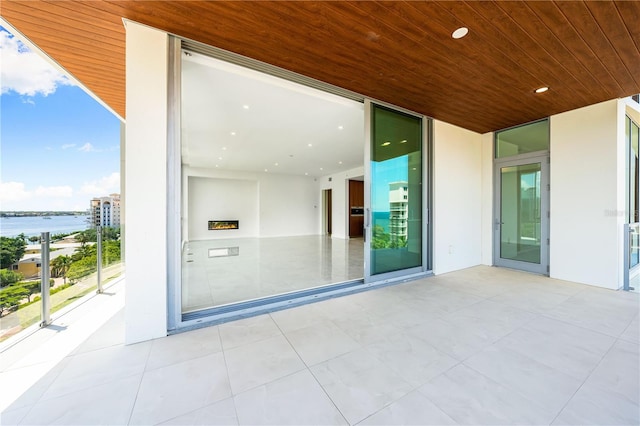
{"left": 208, "top": 220, "right": 239, "bottom": 230}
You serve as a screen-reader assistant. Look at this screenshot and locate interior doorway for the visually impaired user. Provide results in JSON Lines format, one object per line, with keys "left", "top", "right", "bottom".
{"left": 324, "top": 189, "right": 332, "bottom": 235}
{"left": 349, "top": 180, "right": 364, "bottom": 237}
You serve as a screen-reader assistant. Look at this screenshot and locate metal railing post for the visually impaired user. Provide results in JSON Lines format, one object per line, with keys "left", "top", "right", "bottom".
{"left": 96, "top": 225, "right": 103, "bottom": 294}
{"left": 40, "top": 232, "right": 51, "bottom": 327}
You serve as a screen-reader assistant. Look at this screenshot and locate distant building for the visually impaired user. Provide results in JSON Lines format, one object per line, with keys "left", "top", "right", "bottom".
{"left": 90, "top": 193, "right": 121, "bottom": 228}
{"left": 388, "top": 182, "right": 408, "bottom": 245}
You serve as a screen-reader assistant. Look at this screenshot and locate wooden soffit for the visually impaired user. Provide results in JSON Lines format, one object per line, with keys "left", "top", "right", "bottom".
{"left": 3, "top": 1, "right": 640, "bottom": 133}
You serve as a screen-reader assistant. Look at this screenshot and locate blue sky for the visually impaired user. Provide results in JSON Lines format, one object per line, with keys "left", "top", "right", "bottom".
{"left": 1, "top": 26, "right": 121, "bottom": 211}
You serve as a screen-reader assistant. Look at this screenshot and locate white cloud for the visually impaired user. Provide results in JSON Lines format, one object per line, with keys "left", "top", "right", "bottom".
{"left": 61, "top": 143, "right": 76, "bottom": 150}
{"left": 0, "top": 181, "right": 31, "bottom": 202}
{"left": 79, "top": 172, "right": 120, "bottom": 196}
{"left": 0, "top": 28, "right": 75, "bottom": 97}
{"left": 34, "top": 185, "right": 73, "bottom": 198}
{"left": 78, "top": 142, "right": 96, "bottom": 152}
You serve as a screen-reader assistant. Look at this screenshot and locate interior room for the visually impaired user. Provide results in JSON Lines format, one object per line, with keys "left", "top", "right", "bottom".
{"left": 179, "top": 51, "right": 366, "bottom": 313}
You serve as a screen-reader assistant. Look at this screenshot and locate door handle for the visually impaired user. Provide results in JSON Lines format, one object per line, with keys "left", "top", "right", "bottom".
{"left": 494, "top": 219, "right": 504, "bottom": 231}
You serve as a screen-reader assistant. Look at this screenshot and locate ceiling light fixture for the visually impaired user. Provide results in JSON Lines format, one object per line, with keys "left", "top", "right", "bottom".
{"left": 243, "top": 105, "right": 250, "bottom": 109}
{"left": 534, "top": 86, "right": 549, "bottom": 93}
{"left": 231, "top": 132, "right": 236, "bottom": 136}
{"left": 400, "top": 139, "right": 407, "bottom": 144}
{"left": 338, "top": 161, "right": 343, "bottom": 164}
{"left": 452, "top": 27, "right": 469, "bottom": 39}
{"left": 382, "top": 141, "right": 391, "bottom": 146}
{"left": 338, "top": 125, "right": 344, "bottom": 130}
{"left": 274, "top": 162, "right": 279, "bottom": 166}
{"left": 305, "top": 172, "right": 309, "bottom": 176}
{"left": 320, "top": 167, "right": 323, "bottom": 171}
{"left": 264, "top": 169, "right": 268, "bottom": 172}
{"left": 308, "top": 143, "right": 313, "bottom": 147}
{"left": 222, "top": 147, "right": 227, "bottom": 150}
{"left": 218, "top": 157, "right": 223, "bottom": 160}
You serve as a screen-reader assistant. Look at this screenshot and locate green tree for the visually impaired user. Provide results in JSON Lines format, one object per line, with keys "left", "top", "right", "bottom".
{"left": 28, "top": 235, "right": 40, "bottom": 244}
{"left": 51, "top": 255, "right": 73, "bottom": 284}
{"left": 15, "top": 279, "right": 52, "bottom": 303}
{"left": 0, "top": 269, "right": 24, "bottom": 287}
{"left": 0, "top": 285, "right": 29, "bottom": 316}
{"left": 0, "top": 234, "right": 26, "bottom": 269}
{"left": 67, "top": 255, "right": 97, "bottom": 283}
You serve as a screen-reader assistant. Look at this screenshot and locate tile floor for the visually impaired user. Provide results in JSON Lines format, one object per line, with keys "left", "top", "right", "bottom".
{"left": 182, "top": 236, "right": 364, "bottom": 312}
{"left": 1, "top": 266, "right": 639, "bottom": 425}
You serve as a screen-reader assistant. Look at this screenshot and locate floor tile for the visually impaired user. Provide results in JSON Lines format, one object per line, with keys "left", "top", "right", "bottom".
{"left": 358, "top": 390, "right": 457, "bottom": 425}
{"left": 146, "top": 325, "right": 222, "bottom": 371}
{"left": 40, "top": 340, "right": 151, "bottom": 401}
{"left": 71, "top": 309, "right": 125, "bottom": 355}
{"left": 406, "top": 318, "right": 494, "bottom": 361}
{"left": 158, "top": 397, "right": 238, "bottom": 425}
{"left": 419, "top": 364, "right": 554, "bottom": 425}
{"left": 0, "top": 405, "right": 31, "bottom": 426}
{"left": 463, "top": 345, "right": 582, "bottom": 415}
{"left": 225, "top": 334, "right": 305, "bottom": 394}
{"left": 619, "top": 314, "right": 639, "bottom": 344}
{"left": 584, "top": 339, "right": 639, "bottom": 405}
{"left": 234, "top": 370, "right": 347, "bottom": 425}
{"left": 310, "top": 348, "right": 413, "bottom": 424}
{"left": 19, "top": 373, "right": 141, "bottom": 425}
{"left": 129, "top": 352, "right": 231, "bottom": 425}
{"left": 490, "top": 286, "right": 572, "bottom": 313}
{"left": 552, "top": 383, "right": 640, "bottom": 426}
{"left": 285, "top": 321, "right": 359, "bottom": 366}
{"left": 218, "top": 315, "right": 281, "bottom": 350}
{"left": 364, "top": 332, "right": 459, "bottom": 387}
{"left": 494, "top": 315, "right": 616, "bottom": 381}
{"left": 269, "top": 304, "right": 329, "bottom": 334}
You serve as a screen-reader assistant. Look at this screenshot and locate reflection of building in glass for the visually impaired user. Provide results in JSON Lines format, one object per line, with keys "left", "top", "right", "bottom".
{"left": 389, "top": 181, "right": 408, "bottom": 245}
{"left": 90, "top": 193, "right": 121, "bottom": 228}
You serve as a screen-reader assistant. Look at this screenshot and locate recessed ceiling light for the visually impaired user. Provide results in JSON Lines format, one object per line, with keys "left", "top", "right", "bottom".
{"left": 320, "top": 167, "right": 323, "bottom": 171}
{"left": 338, "top": 161, "right": 343, "bottom": 165}
{"left": 452, "top": 27, "right": 469, "bottom": 39}
{"left": 534, "top": 86, "right": 549, "bottom": 93}
{"left": 382, "top": 141, "right": 391, "bottom": 146}
{"left": 304, "top": 172, "right": 309, "bottom": 176}
{"left": 264, "top": 169, "right": 268, "bottom": 172}
{"left": 222, "top": 147, "right": 227, "bottom": 150}
{"left": 308, "top": 143, "right": 313, "bottom": 147}
{"left": 338, "top": 125, "right": 344, "bottom": 130}
{"left": 230, "top": 132, "right": 236, "bottom": 136}
{"left": 243, "top": 105, "right": 250, "bottom": 109}
{"left": 274, "top": 162, "right": 279, "bottom": 166}
{"left": 400, "top": 139, "right": 407, "bottom": 144}
{"left": 218, "top": 157, "right": 223, "bottom": 160}
{"left": 215, "top": 164, "right": 219, "bottom": 168}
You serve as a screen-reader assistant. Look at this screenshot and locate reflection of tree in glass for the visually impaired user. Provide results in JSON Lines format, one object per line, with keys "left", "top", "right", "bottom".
{"left": 372, "top": 225, "right": 407, "bottom": 249}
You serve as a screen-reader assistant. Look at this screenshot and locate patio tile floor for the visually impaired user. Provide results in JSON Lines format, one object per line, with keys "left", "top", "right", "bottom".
{"left": 1, "top": 266, "right": 638, "bottom": 425}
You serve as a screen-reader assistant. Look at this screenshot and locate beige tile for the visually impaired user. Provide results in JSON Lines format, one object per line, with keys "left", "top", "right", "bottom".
{"left": 19, "top": 373, "right": 141, "bottom": 425}
{"left": 225, "top": 334, "right": 305, "bottom": 394}
{"left": 41, "top": 341, "right": 151, "bottom": 401}
{"left": 218, "top": 315, "right": 281, "bottom": 350}
{"left": 310, "top": 348, "right": 413, "bottom": 424}
{"left": 364, "top": 332, "right": 458, "bottom": 387}
{"left": 553, "top": 383, "right": 639, "bottom": 426}
{"left": 358, "top": 390, "right": 456, "bottom": 425}
{"left": 419, "top": 364, "right": 554, "bottom": 424}
{"left": 464, "top": 345, "right": 582, "bottom": 415}
{"left": 269, "top": 304, "right": 329, "bottom": 334}
{"left": 146, "top": 325, "right": 222, "bottom": 371}
{"left": 159, "top": 397, "right": 238, "bottom": 426}
{"left": 285, "top": 321, "right": 359, "bottom": 366}
{"left": 234, "top": 370, "right": 347, "bottom": 425}
{"left": 129, "top": 352, "right": 231, "bottom": 425}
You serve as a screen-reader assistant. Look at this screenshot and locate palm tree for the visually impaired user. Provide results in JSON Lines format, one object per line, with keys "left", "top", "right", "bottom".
{"left": 51, "top": 255, "right": 72, "bottom": 285}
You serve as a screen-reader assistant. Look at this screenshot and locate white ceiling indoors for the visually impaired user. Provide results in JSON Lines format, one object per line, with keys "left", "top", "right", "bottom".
{"left": 181, "top": 51, "right": 364, "bottom": 177}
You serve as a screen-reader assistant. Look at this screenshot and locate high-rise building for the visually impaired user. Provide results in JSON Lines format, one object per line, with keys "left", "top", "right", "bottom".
{"left": 388, "top": 181, "right": 408, "bottom": 245}
{"left": 90, "top": 193, "right": 121, "bottom": 228}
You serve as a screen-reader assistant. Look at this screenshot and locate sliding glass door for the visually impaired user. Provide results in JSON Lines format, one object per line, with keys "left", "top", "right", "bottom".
{"left": 365, "top": 102, "right": 426, "bottom": 281}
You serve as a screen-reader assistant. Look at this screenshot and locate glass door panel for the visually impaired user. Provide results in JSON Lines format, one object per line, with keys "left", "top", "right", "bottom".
{"left": 494, "top": 156, "right": 549, "bottom": 274}
{"left": 500, "top": 163, "right": 541, "bottom": 264}
{"left": 368, "top": 104, "right": 422, "bottom": 277}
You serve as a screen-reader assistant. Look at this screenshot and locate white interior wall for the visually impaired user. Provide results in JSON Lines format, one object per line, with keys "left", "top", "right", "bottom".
{"left": 188, "top": 177, "right": 258, "bottom": 240}
{"left": 550, "top": 99, "right": 624, "bottom": 289}
{"left": 432, "top": 120, "right": 483, "bottom": 274}
{"left": 185, "top": 167, "right": 320, "bottom": 239}
{"left": 319, "top": 166, "right": 365, "bottom": 239}
{"left": 124, "top": 22, "right": 168, "bottom": 344}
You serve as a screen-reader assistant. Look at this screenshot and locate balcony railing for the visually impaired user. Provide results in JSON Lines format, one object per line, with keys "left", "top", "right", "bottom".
{"left": 623, "top": 222, "right": 639, "bottom": 291}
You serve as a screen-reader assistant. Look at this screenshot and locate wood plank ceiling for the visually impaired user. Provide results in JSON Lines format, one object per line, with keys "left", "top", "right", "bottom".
{"left": 3, "top": 0, "right": 640, "bottom": 133}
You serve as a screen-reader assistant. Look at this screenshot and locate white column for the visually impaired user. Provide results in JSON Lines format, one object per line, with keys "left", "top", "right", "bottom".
{"left": 550, "top": 99, "right": 624, "bottom": 289}
{"left": 124, "top": 21, "right": 169, "bottom": 343}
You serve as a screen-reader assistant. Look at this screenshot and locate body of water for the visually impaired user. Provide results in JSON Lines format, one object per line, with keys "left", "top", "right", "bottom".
{"left": 373, "top": 211, "right": 390, "bottom": 231}
{"left": 0, "top": 215, "right": 89, "bottom": 238}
